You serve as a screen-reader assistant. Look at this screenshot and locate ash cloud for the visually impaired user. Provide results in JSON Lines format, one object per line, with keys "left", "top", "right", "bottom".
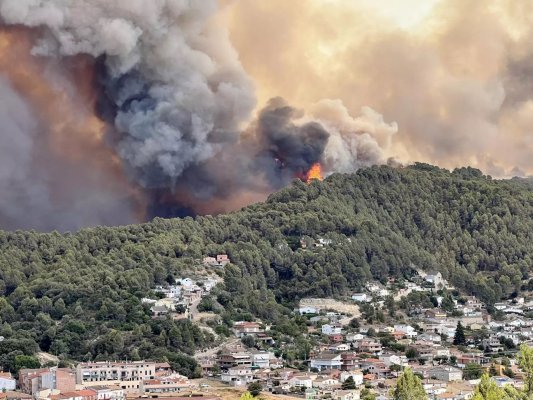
{"left": 0, "top": 77, "right": 136, "bottom": 231}
{"left": 0, "top": 0, "right": 397, "bottom": 228}
{"left": 225, "top": 0, "right": 533, "bottom": 177}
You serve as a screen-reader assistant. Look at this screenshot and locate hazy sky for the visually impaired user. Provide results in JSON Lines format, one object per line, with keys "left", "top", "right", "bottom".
{"left": 225, "top": 0, "right": 533, "bottom": 177}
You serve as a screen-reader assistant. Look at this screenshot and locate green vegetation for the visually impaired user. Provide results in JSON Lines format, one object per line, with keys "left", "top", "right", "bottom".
{"left": 453, "top": 321, "right": 466, "bottom": 345}
{"left": 471, "top": 345, "right": 533, "bottom": 399}
{"left": 390, "top": 368, "right": 428, "bottom": 400}
{"left": 2, "top": 164, "right": 533, "bottom": 374}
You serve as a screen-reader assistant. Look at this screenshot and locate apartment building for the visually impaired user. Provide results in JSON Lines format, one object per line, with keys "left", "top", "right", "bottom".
{"left": 75, "top": 362, "right": 155, "bottom": 392}
{"left": 19, "top": 368, "right": 76, "bottom": 396}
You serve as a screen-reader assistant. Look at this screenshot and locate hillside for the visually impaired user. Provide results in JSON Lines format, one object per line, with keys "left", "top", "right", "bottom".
{"left": 1, "top": 163, "right": 533, "bottom": 374}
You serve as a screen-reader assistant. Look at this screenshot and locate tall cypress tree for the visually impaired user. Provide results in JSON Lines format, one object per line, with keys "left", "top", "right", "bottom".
{"left": 453, "top": 321, "right": 466, "bottom": 345}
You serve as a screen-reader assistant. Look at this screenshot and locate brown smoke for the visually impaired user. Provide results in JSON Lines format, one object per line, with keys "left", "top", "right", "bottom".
{"left": 0, "top": 27, "right": 144, "bottom": 230}
{"left": 2, "top": 0, "right": 533, "bottom": 230}
{"left": 225, "top": 0, "right": 533, "bottom": 177}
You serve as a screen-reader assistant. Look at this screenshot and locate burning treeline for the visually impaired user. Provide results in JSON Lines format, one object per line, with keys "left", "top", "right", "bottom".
{"left": 0, "top": 0, "right": 395, "bottom": 231}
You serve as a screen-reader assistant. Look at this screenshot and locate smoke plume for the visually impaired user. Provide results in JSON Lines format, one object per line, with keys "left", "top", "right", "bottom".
{"left": 225, "top": 0, "right": 533, "bottom": 177}
{"left": 0, "top": 0, "right": 395, "bottom": 229}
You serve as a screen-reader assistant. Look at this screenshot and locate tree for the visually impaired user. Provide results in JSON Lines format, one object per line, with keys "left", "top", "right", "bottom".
{"left": 247, "top": 382, "right": 262, "bottom": 397}
{"left": 405, "top": 347, "right": 418, "bottom": 360}
{"left": 453, "top": 322, "right": 466, "bottom": 345}
{"left": 390, "top": 368, "right": 428, "bottom": 400}
{"left": 241, "top": 335, "right": 256, "bottom": 348}
{"left": 518, "top": 343, "right": 533, "bottom": 394}
{"left": 360, "top": 388, "right": 376, "bottom": 400}
{"left": 240, "top": 392, "right": 254, "bottom": 400}
{"left": 471, "top": 374, "right": 506, "bottom": 400}
{"left": 14, "top": 355, "right": 40, "bottom": 372}
{"left": 463, "top": 363, "right": 483, "bottom": 380}
{"left": 342, "top": 376, "right": 356, "bottom": 390}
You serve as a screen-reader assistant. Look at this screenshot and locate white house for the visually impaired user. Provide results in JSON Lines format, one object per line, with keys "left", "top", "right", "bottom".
{"left": 345, "top": 333, "right": 365, "bottom": 342}
{"left": 424, "top": 271, "right": 444, "bottom": 288}
{"left": 0, "top": 372, "right": 16, "bottom": 391}
{"left": 310, "top": 353, "right": 343, "bottom": 371}
{"left": 340, "top": 370, "right": 363, "bottom": 386}
{"left": 351, "top": 294, "right": 369, "bottom": 303}
{"left": 251, "top": 351, "right": 271, "bottom": 369}
{"left": 221, "top": 366, "right": 253, "bottom": 386}
{"left": 379, "top": 354, "right": 408, "bottom": 367}
{"left": 428, "top": 366, "right": 462, "bottom": 382}
{"left": 299, "top": 306, "right": 319, "bottom": 315}
{"left": 289, "top": 374, "right": 315, "bottom": 389}
{"left": 322, "top": 324, "right": 342, "bottom": 335}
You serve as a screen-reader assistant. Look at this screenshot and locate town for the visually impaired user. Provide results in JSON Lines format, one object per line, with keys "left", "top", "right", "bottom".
{"left": 4, "top": 258, "right": 533, "bottom": 400}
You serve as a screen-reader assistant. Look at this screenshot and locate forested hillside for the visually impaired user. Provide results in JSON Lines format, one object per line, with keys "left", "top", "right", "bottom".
{"left": 1, "top": 163, "right": 533, "bottom": 374}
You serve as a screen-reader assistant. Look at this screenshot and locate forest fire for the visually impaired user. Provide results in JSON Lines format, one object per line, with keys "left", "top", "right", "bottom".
{"left": 305, "top": 163, "right": 324, "bottom": 183}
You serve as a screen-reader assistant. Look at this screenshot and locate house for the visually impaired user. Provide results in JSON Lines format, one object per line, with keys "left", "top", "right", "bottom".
{"left": 216, "top": 254, "right": 230, "bottom": 266}
{"left": 75, "top": 361, "right": 156, "bottom": 392}
{"left": 340, "top": 370, "right": 363, "bottom": 386}
{"left": 428, "top": 367, "right": 463, "bottom": 382}
{"left": 289, "top": 374, "right": 315, "bottom": 389}
{"left": 333, "top": 390, "right": 360, "bottom": 400}
{"left": 329, "top": 334, "right": 344, "bottom": 344}
{"left": 0, "top": 372, "right": 16, "bottom": 391}
{"left": 87, "top": 386, "right": 125, "bottom": 400}
{"left": 330, "top": 344, "right": 350, "bottom": 352}
{"left": 351, "top": 294, "right": 369, "bottom": 303}
{"left": 424, "top": 272, "right": 444, "bottom": 289}
{"left": 140, "top": 377, "right": 191, "bottom": 394}
{"left": 341, "top": 353, "right": 359, "bottom": 371}
{"left": 322, "top": 324, "right": 343, "bottom": 335}
{"left": 217, "top": 348, "right": 252, "bottom": 369}
{"left": 251, "top": 351, "right": 271, "bottom": 369}
{"left": 357, "top": 340, "right": 382, "bottom": 355}
{"left": 19, "top": 368, "right": 76, "bottom": 396}
{"left": 346, "top": 333, "right": 365, "bottom": 343}
{"left": 151, "top": 305, "right": 169, "bottom": 317}
{"left": 310, "top": 353, "right": 343, "bottom": 371}
{"left": 233, "top": 322, "right": 264, "bottom": 338}
{"left": 379, "top": 354, "right": 407, "bottom": 367}
{"left": 312, "top": 376, "right": 340, "bottom": 389}
{"left": 203, "top": 255, "right": 230, "bottom": 267}
{"left": 300, "top": 306, "right": 319, "bottom": 315}
{"left": 425, "top": 310, "right": 447, "bottom": 320}
{"left": 221, "top": 366, "right": 253, "bottom": 386}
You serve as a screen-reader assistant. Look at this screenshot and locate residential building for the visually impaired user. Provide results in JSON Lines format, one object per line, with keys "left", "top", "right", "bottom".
{"left": 428, "top": 367, "right": 463, "bottom": 382}
{"left": 87, "top": 386, "right": 125, "bottom": 400}
{"left": 220, "top": 366, "right": 253, "bottom": 386}
{"left": 75, "top": 361, "right": 156, "bottom": 392}
{"left": 289, "top": 374, "right": 315, "bottom": 389}
{"left": 310, "top": 353, "right": 343, "bottom": 371}
{"left": 340, "top": 370, "right": 363, "bottom": 386}
{"left": 322, "top": 324, "right": 343, "bottom": 336}
{"left": 140, "top": 377, "right": 191, "bottom": 394}
{"left": 19, "top": 368, "right": 76, "bottom": 396}
{"left": 0, "top": 372, "right": 16, "bottom": 391}
{"left": 351, "top": 294, "right": 369, "bottom": 303}
{"left": 217, "top": 348, "right": 252, "bottom": 369}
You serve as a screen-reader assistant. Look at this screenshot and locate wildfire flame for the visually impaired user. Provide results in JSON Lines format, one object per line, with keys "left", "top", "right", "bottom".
{"left": 305, "top": 163, "right": 323, "bottom": 183}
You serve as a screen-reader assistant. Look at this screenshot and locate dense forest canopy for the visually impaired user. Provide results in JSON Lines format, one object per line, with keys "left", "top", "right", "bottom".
{"left": 1, "top": 163, "right": 533, "bottom": 374}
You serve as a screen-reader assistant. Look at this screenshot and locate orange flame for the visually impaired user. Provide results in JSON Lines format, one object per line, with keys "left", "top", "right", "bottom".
{"left": 306, "top": 163, "right": 323, "bottom": 183}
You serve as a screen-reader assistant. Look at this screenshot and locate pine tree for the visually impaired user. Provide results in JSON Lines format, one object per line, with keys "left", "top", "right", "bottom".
{"left": 471, "top": 374, "right": 505, "bottom": 400}
{"left": 518, "top": 343, "right": 533, "bottom": 394}
{"left": 453, "top": 321, "right": 466, "bottom": 345}
{"left": 390, "top": 368, "right": 428, "bottom": 400}
{"left": 341, "top": 376, "right": 356, "bottom": 390}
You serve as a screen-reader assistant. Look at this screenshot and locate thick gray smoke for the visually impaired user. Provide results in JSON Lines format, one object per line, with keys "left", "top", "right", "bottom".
{"left": 0, "top": 0, "right": 256, "bottom": 189}
{"left": 0, "top": 0, "right": 396, "bottom": 228}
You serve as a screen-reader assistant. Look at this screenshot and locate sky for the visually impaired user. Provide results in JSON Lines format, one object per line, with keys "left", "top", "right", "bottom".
{"left": 224, "top": 0, "right": 533, "bottom": 177}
